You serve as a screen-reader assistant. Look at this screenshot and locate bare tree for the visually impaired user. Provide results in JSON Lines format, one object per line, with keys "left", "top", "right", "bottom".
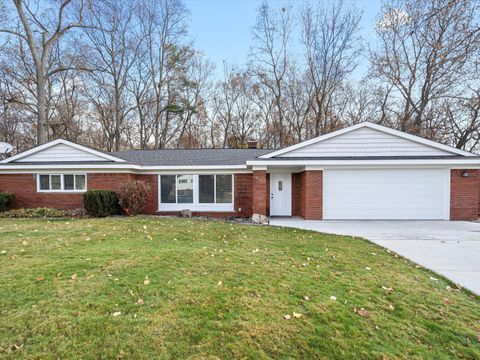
{"left": 301, "top": 0, "right": 362, "bottom": 136}
{"left": 370, "top": 0, "right": 480, "bottom": 135}
{"left": 136, "top": 0, "right": 189, "bottom": 149}
{"left": 82, "top": 0, "right": 142, "bottom": 151}
{"left": 283, "top": 65, "right": 313, "bottom": 143}
{"left": 0, "top": 0, "right": 87, "bottom": 145}
{"left": 250, "top": 2, "right": 293, "bottom": 147}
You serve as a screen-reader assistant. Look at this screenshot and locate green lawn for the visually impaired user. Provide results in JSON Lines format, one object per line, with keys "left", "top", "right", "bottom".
{"left": 0, "top": 217, "right": 479, "bottom": 359}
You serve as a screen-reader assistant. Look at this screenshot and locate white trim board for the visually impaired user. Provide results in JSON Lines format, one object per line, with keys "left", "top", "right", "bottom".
{"left": 259, "top": 122, "right": 477, "bottom": 159}
{"left": 247, "top": 159, "right": 480, "bottom": 167}
{"left": 0, "top": 139, "right": 127, "bottom": 164}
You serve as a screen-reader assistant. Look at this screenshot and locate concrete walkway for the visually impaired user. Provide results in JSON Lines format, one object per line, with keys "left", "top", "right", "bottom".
{"left": 269, "top": 218, "right": 480, "bottom": 294}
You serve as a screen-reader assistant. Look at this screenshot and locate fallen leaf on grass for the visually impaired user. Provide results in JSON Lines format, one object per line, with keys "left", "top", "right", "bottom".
{"left": 36, "top": 276, "right": 45, "bottom": 281}
{"left": 71, "top": 274, "right": 77, "bottom": 280}
{"left": 11, "top": 343, "right": 23, "bottom": 351}
{"left": 388, "top": 304, "right": 395, "bottom": 311}
{"left": 330, "top": 296, "right": 337, "bottom": 301}
{"left": 0, "top": 250, "right": 6, "bottom": 254}
{"left": 136, "top": 299, "right": 144, "bottom": 305}
{"left": 112, "top": 312, "right": 121, "bottom": 317}
{"left": 283, "top": 314, "right": 292, "bottom": 320}
{"left": 444, "top": 298, "right": 453, "bottom": 305}
{"left": 430, "top": 276, "right": 438, "bottom": 282}
{"left": 303, "top": 295, "right": 309, "bottom": 301}
{"left": 355, "top": 308, "right": 370, "bottom": 318}
{"left": 143, "top": 276, "right": 150, "bottom": 285}
{"left": 382, "top": 286, "right": 394, "bottom": 294}
{"left": 217, "top": 281, "right": 222, "bottom": 286}
{"left": 292, "top": 312, "right": 302, "bottom": 319}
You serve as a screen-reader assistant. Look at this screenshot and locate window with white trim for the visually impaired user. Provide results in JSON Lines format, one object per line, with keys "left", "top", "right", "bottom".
{"left": 199, "top": 174, "right": 232, "bottom": 204}
{"left": 37, "top": 174, "right": 87, "bottom": 192}
{"left": 159, "top": 174, "right": 234, "bottom": 211}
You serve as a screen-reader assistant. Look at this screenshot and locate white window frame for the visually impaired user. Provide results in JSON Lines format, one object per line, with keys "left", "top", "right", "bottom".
{"left": 158, "top": 174, "right": 234, "bottom": 212}
{"left": 36, "top": 174, "right": 88, "bottom": 193}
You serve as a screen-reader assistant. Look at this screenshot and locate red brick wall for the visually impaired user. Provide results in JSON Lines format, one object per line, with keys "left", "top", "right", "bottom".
{"left": 88, "top": 173, "right": 135, "bottom": 191}
{"left": 134, "top": 174, "right": 158, "bottom": 214}
{"left": 450, "top": 169, "right": 479, "bottom": 221}
{"left": 266, "top": 173, "right": 270, "bottom": 216}
{"left": 290, "top": 171, "right": 323, "bottom": 220}
{"left": 234, "top": 173, "right": 253, "bottom": 217}
{"left": 0, "top": 172, "right": 253, "bottom": 217}
{"left": 301, "top": 170, "right": 323, "bottom": 220}
{"left": 292, "top": 172, "right": 304, "bottom": 217}
{"left": 0, "top": 173, "right": 152, "bottom": 212}
{"left": 252, "top": 170, "right": 268, "bottom": 215}
{"left": 0, "top": 174, "right": 84, "bottom": 209}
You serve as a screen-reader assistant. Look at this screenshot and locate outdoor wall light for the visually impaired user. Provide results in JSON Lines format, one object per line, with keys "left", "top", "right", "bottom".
{"left": 461, "top": 171, "right": 470, "bottom": 177}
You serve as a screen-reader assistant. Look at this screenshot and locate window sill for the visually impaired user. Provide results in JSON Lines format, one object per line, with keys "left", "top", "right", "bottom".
{"left": 158, "top": 203, "right": 234, "bottom": 212}
{"left": 37, "top": 190, "right": 87, "bottom": 194}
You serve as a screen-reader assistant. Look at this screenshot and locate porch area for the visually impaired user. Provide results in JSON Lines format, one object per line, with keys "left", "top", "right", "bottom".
{"left": 251, "top": 167, "right": 323, "bottom": 220}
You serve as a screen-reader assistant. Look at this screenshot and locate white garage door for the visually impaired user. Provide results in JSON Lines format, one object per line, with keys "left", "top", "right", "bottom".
{"left": 323, "top": 169, "right": 449, "bottom": 220}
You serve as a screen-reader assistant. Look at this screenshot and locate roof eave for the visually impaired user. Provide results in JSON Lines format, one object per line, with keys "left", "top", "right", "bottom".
{"left": 247, "top": 158, "right": 480, "bottom": 167}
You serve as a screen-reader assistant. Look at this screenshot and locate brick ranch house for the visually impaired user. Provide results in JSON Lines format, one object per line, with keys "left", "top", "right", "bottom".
{"left": 0, "top": 122, "right": 479, "bottom": 220}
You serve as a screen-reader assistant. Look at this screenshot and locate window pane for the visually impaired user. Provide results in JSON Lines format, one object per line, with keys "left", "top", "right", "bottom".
{"left": 64, "top": 175, "right": 74, "bottom": 190}
{"left": 75, "top": 175, "right": 86, "bottom": 190}
{"left": 161, "top": 175, "right": 176, "bottom": 203}
{"left": 216, "top": 175, "right": 232, "bottom": 203}
{"left": 199, "top": 175, "right": 214, "bottom": 203}
{"left": 177, "top": 175, "right": 193, "bottom": 203}
{"left": 50, "top": 175, "right": 61, "bottom": 190}
{"left": 39, "top": 175, "right": 50, "bottom": 190}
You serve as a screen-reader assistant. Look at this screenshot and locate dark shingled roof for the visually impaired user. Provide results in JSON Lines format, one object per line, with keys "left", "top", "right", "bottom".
{"left": 111, "top": 148, "right": 273, "bottom": 166}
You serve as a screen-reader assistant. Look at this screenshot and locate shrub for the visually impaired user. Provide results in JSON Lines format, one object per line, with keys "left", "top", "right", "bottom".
{"left": 83, "top": 190, "right": 120, "bottom": 217}
{"left": 118, "top": 180, "right": 150, "bottom": 216}
{"left": 0, "top": 207, "right": 85, "bottom": 218}
{"left": 0, "top": 192, "right": 15, "bottom": 212}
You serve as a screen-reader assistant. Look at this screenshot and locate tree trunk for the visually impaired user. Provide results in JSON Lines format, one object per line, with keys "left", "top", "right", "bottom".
{"left": 36, "top": 70, "right": 47, "bottom": 145}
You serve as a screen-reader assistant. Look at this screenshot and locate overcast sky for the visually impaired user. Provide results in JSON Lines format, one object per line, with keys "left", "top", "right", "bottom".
{"left": 184, "top": 0, "right": 382, "bottom": 80}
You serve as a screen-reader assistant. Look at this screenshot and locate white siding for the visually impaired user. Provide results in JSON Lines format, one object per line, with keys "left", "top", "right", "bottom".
{"left": 16, "top": 143, "right": 110, "bottom": 162}
{"left": 277, "top": 127, "right": 454, "bottom": 157}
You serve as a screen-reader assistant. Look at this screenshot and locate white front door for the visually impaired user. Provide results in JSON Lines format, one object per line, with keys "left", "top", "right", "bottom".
{"left": 270, "top": 173, "right": 292, "bottom": 216}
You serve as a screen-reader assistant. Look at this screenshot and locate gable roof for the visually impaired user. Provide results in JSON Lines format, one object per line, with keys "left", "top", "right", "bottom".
{"left": 112, "top": 148, "right": 272, "bottom": 166}
{"left": 0, "top": 139, "right": 127, "bottom": 164}
{"left": 259, "top": 122, "right": 477, "bottom": 159}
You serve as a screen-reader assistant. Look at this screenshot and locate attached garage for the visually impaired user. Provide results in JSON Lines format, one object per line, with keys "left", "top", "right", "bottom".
{"left": 323, "top": 168, "right": 449, "bottom": 220}
{"left": 249, "top": 122, "right": 480, "bottom": 221}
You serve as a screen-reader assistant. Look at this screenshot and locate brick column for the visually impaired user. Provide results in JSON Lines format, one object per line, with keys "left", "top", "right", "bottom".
{"left": 252, "top": 170, "right": 268, "bottom": 216}
{"left": 450, "top": 169, "right": 479, "bottom": 220}
{"left": 302, "top": 170, "right": 323, "bottom": 220}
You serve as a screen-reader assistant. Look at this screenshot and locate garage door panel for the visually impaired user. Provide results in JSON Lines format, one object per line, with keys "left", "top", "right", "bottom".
{"left": 323, "top": 169, "right": 448, "bottom": 220}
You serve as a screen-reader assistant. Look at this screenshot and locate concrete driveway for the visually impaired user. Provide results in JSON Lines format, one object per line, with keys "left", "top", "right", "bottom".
{"left": 269, "top": 218, "right": 480, "bottom": 294}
